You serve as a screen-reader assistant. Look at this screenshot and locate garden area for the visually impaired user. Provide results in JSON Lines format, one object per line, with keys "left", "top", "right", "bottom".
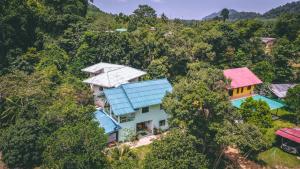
{"left": 256, "top": 109, "right": 300, "bottom": 168}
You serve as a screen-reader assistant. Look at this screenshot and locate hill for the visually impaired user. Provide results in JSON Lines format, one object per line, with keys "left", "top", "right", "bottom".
{"left": 263, "top": 1, "right": 300, "bottom": 18}
{"left": 203, "top": 9, "right": 261, "bottom": 20}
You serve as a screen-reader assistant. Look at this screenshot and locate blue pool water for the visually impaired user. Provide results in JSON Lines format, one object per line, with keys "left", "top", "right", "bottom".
{"left": 231, "top": 95, "right": 285, "bottom": 110}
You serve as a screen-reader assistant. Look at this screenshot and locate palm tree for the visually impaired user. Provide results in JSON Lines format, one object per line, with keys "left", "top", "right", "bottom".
{"left": 107, "top": 145, "right": 137, "bottom": 161}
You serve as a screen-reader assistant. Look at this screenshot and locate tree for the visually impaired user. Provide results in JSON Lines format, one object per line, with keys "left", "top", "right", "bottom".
{"left": 162, "top": 62, "right": 236, "bottom": 167}
{"left": 215, "top": 121, "right": 269, "bottom": 157}
{"left": 160, "top": 13, "right": 168, "bottom": 23}
{"left": 144, "top": 129, "right": 208, "bottom": 169}
{"left": 239, "top": 97, "right": 273, "bottom": 129}
{"left": 0, "top": 119, "right": 45, "bottom": 168}
{"left": 272, "top": 38, "right": 295, "bottom": 82}
{"left": 0, "top": 71, "right": 51, "bottom": 127}
{"left": 43, "top": 122, "right": 108, "bottom": 169}
{"left": 285, "top": 85, "right": 300, "bottom": 124}
{"left": 252, "top": 61, "right": 275, "bottom": 83}
{"left": 146, "top": 57, "right": 169, "bottom": 79}
{"left": 221, "top": 8, "right": 230, "bottom": 21}
{"left": 132, "top": 5, "right": 157, "bottom": 26}
{"left": 106, "top": 145, "right": 138, "bottom": 169}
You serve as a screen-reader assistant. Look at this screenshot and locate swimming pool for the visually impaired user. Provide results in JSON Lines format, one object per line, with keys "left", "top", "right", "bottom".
{"left": 231, "top": 95, "right": 285, "bottom": 110}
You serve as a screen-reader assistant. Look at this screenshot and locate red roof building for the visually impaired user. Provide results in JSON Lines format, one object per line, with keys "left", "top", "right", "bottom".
{"left": 223, "top": 67, "right": 262, "bottom": 99}
{"left": 276, "top": 128, "right": 300, "bottom": 144}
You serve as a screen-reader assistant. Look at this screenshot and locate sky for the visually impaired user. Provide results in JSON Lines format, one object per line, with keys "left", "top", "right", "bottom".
{"left": 93, "top": 0, "right": 298, "bottom": 19}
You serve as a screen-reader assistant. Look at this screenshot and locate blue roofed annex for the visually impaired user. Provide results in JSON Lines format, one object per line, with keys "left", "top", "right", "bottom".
{"left": 95, "top": 110, "right": 121, "bottom": 134}
{"left": 104, "top": 78, "right": 172, "bottom": 116}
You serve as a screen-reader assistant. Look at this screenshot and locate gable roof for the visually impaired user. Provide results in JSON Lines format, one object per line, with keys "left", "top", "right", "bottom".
{"left": 224, "top": 67, "right": 262, "bottom": 88}
{"left": 95, "top": 110, "right": 121, "bottom": 134}
{"left": 83, "top": 66, "right": 146, "bottom": 88}
{"left": 104, "top": 79, "right": 172, "bottom": 116}
{"left": 269, "top": 84, "right": 297, "bottom": 98}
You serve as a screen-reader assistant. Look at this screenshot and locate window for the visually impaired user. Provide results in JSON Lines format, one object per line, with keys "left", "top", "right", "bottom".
{"left": 159, "top": 120, "right": 166, "bottom": 127}
{"left": 142, "top": 107, "right": 149, "bottom": 113}
{"left": 241, "top": 87, "right": 244, "bottom": 93}
{"left": 237, "top": 88, "right": 240, "bottom": 94}
{"left": 247, "top": 86, "right": 251, "bottom": 90}
{"left": 160, "top": 104, "right": 163, "bottom": 110}
{"left": 120, "top": 113, "right": 135, "bottom": 123}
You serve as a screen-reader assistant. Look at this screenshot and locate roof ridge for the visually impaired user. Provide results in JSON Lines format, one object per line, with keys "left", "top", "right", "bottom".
{"left": 120, "top": 85, "right": 135, "bottom": 111}
{"left": 122, "top": 78, "right": 168, "bottom": 87}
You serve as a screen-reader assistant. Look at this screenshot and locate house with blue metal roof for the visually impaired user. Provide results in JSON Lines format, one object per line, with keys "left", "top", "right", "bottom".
{"left": 103, "top": 78, "right": 172, "bottom": 142}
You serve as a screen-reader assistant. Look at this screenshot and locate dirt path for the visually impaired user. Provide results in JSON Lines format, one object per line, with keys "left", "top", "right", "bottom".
{"left": 0, "top": 152, "right": 7, "bottom": 169}
{"left": 225, "top": 147, "right": 264, "bottom": 169}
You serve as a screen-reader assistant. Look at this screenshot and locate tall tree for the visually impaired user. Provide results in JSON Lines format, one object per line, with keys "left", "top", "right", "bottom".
{"left": 162, "top": 62, "right": 236, "bottom": 167}
{"left": 221, "top": 8, "right": 230, "bottom": 21}
{"left": 132, "top": 5, "right": 157, "bottom": 26}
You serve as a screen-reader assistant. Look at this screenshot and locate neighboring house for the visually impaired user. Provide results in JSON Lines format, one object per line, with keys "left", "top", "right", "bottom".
{"left": 224, "top": 67, "right": 262, "bottom": 99}
{"left": 103, "top": 79, "right": 172, "bottom": 142}
{"left": 261, "top": 37, "right": 276, "bottom": 55}
{"left": 82, "top": 63, "right": 146, "bottom": 97}
{"left": 269, "top": 84, "right": 297, "bottom": 98}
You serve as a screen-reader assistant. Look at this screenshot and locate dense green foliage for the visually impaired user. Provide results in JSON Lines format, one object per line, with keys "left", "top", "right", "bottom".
{"left": 240, "top": 97, "right": 273, "bottom": 129}
{"left": 0, "top": 120, "right": 45, "bottom": 168}
{"left": 144, "top": 129, "right": 208, "bottom": 169}
{"left": 263, "top": 1, "right": 300, "bottom": 18}
{"left": 285, "top": 85, "right": 300, "bottom": 124}
{"left": 0, "top": 0, "right": 299, "bottom": 168}
{"left": 43, "top": 122, "right": 108, "bottom": 169}
{"left": 107, "top": 145, "right": 138, "bottom": 169}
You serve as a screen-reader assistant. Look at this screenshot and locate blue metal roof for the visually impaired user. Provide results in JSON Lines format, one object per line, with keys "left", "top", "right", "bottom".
{"left": 95, "top": 110, "right": 121, "bottom": 134}
{"left": 104, "top": 79, "right": 172, "bottom": 116}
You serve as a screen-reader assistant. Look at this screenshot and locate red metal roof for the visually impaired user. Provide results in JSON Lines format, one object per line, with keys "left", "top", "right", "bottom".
{"left": 223, "top": 67, "right": 262, "bottom": 88}
{"left": 276, "top": 128, "right": 300, "bottom": 144}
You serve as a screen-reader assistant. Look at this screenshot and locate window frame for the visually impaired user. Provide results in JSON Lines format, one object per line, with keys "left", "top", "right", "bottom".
{"left": 119, "top": 113, "right": 135, "bottom": 123}
{"left": 159, "top": 120, "right": 166, "bottom": 127}
{"left": 247, "top": 86, "right": 252, "bottom": 90}
{"left": 142, "top": 107, "right": 149, "bottom": 113}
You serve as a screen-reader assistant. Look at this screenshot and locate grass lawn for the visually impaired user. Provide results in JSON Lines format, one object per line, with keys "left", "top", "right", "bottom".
{"left": 257, "top": 109, "right": 299, "bottom": 168}
{"left": 133, "top": 145, "right": 151, "bottom": 168}
{"left": 257, "top": 147, "right": 300, "bottom": 169}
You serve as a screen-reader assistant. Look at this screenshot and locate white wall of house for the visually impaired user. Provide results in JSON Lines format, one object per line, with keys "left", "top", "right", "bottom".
{"left": 117, "top": 104, "right": 169, "bottom": 142}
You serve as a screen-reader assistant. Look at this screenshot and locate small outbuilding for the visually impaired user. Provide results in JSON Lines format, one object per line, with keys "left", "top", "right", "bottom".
{"left": 276, "top": 128, "right": 300, "bottom": 154}
{"left": 269, "top": 84, "right": 297, "bottom": 98}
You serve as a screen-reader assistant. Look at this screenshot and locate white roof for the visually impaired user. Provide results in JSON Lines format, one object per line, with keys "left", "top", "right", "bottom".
{"left": 83, "top": 67, "right": 146, "bottom": 88}
{"left": 81, "top": 63, "right": 124, "bottom": 74}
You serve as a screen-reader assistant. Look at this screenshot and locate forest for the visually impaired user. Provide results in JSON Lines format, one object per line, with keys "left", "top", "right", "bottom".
{"left": 0, "top": 0, "right": 299, "bottom": 168}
